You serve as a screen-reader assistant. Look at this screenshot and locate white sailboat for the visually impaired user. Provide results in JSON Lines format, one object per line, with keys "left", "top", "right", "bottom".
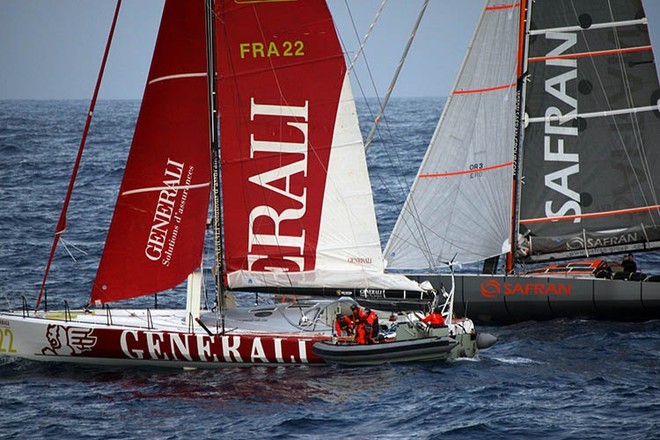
{"left": 385, "top": 0, "right": 660, "bottom": 323}
{"left": 0, "top": 0, "right": 492, "bottom": 367}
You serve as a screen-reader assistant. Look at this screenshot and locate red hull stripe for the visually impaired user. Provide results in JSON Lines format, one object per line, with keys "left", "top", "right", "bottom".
{"left": 453, "top": 83, "right": 516, "bottom": 95}
{"left": 529, "top": 45, "right": 652, "bottom": 63}
{"left": 520, "top": 204, "right": 660, "bottom": 224}
{"left": 486, "top": 3, "right": 520, "bottom": 11}
{"left": 420, "top": 161, "right": 513, "bottom": 179}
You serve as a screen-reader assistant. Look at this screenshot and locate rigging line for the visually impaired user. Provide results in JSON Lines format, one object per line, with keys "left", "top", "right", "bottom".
{"left": 339, "top": 3, "right": 417, "bottom": 207}
{"left": 337, "top": 3, "right": 416, "bottom": 252}
{"left": 364, "top": 0, "right": 430, "bottom": 152}
{"left": 36, "top": 0, "right": 122, "bottom": 311}
{"left": 342, "top": 0, "right": 382, "bottom": 101}
{"left": 59, "top": 239, "right": 78, "bottom": 263}
{"left": 346, "top": 0, "right": 388, "bottom": 73}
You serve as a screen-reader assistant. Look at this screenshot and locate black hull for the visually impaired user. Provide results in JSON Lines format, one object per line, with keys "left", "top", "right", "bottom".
{"left": 405, "top": 274, "right": 660, "bottom": 324}
{"left": 312, "top": 337, "right": 458, "bottom": 366}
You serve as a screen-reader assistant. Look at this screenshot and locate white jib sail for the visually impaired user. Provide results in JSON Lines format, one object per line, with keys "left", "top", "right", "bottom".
{"left": 385, "top": 0, "right": 522, "bottom": 269}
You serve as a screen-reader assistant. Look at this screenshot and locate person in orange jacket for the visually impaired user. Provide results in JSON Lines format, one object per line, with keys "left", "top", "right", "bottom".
{"left": 421, "top": 306, "right": 446, "bottom": 328}
{"left": 334, "top": 313, "right": 353, "bottom": 337}
{"left": 350, "top": 304, "right": 369, "bottom": 344}
{"left": 365, "top": 308, "right": 379, "bottom": 342}
{"left": 350, "top": 304, "right": 367, "bottom": 323}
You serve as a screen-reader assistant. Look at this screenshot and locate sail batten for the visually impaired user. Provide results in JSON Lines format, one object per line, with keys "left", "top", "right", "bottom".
{"left": 528, "top": 18, "right": 648, "bottom": 35}
{"left": 521, "top": 204, "right": 660, "bottom": 224}
{"left": 527, "top": 104, "right": 660, "bottom": 124}
{"left": 148, "top": 72, "right": 207, "bottom": 85}
{"left": 528, "top": 45, "right": 652, "bottom": 62}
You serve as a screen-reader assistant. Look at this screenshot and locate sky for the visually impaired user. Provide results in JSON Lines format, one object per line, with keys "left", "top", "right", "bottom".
{"left": 0, "top": 1, "right": 481, "bottom": 100}
{"left": 1, "top": 1, "right": 660, "bottom": 100}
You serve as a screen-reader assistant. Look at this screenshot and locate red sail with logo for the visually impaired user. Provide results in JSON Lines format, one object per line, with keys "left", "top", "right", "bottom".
{"left": 216, "top": 0, "right": 346, "bottom": 284}
{"left": 215, "top": 0, "right": 421, "bottom": 293}
{"left": 91, "top": 0, "right": 211, "bottom": 304}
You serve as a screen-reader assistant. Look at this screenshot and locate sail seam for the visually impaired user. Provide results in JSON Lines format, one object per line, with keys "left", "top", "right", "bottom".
{"left": 148, "top": 72, "right": 207, "bottom": 85}
{"left": 520, "top": 204, "right": 660, "bottom": 224}
{"left": 420, "top": 162, "right": 513, "bottom": 179}
{"left": 453, "top": 82, "right": 516, "bottom": 95}
{"left": 122, "top": 182, "right": 211, "bottom": 196}
{"left": 528, "top": 45, "right": 652, "bottom": 63}
{"left": 526, "top": 103, "right": 659, "bottom": 124}
{"left": 528, "top": 18, "right": 648, "bottom": 36}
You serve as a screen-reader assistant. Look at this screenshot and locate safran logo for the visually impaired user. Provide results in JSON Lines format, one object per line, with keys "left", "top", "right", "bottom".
{"left": 480, "top": 279, "right": 501, "bottom": 299}
{"left": 480, "top": 279, "right": 571, "bottom": 298}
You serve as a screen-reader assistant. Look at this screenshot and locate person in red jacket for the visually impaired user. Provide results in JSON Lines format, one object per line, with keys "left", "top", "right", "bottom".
{"left": 350, "top": 304, "right": 369, "bottom": 344}
{"left": 350, "top": 304, "right": 367, "bottom": 323}
{"left": 421, "top": 306, "right": 446, "bottom": 328}
{"left": 334, "top": 313, "right": 353, "bottom": 337}
{"left": 365, "top": 308, "right": 379, "bottom": 342}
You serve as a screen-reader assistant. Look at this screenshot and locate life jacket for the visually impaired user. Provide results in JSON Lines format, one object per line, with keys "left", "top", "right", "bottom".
{"left": 354, "top": 323, "right": 368, "bottom": 344}
{"left": 366, "top": 311, "right": 379, "bottom": 338}
{"left": 421, "top": 312, "right": 446, "bottom": 327}
{"left": 334, "top": 315, "right": 353, "bottom": 336}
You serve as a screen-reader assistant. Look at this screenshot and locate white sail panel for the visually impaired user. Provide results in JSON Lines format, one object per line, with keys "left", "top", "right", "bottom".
{"left": 315, "top": 75, "right": 386, "bottom": 273}
{"left": 385, "top": 1, "right": 521, "bottom": 268}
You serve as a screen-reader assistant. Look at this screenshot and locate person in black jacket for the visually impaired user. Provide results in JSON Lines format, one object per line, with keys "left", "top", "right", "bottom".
{"left": 621, "top": 253, "right": 637, "bottom": 274}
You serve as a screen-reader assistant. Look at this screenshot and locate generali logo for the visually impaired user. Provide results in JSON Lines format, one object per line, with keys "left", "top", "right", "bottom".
{"left": 480, "top": 279, "right": 571, "bottom": 299}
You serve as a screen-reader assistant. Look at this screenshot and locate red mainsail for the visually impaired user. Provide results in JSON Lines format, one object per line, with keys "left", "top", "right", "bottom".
{"left": 91, "top": 0, "right": 211, "bottom": 304}
{"left": 216, "top": 0, "right": 345, "bottom": 278}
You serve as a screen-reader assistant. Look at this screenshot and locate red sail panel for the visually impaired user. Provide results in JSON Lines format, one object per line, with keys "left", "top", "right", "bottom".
{"left": 91, "top": 0, "right": 211, "bottom": 304}
{"left": 216, "top": 0, "right": 346, "bottom": 276}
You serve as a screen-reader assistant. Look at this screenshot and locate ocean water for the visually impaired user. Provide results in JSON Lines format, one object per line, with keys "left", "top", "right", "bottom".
{"left": 0, "top": 99, "right": 658, "bottom": 439}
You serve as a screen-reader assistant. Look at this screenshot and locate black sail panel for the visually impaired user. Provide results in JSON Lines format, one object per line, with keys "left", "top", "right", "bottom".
{"left": 519, "top": 0, "right": 660, "bottom": 261}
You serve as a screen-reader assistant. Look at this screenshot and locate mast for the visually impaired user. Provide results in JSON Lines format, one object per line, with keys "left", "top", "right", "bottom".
{"left": 205, "top": 0, "right": 225, "bottom": 331}
{"left": 506, "top": 0, "right": 531, "bottom": 274}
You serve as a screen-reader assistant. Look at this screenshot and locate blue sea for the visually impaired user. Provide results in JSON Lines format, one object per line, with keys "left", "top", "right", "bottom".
{"left": 0, "top": 99, "right": 658, "bottom": 439}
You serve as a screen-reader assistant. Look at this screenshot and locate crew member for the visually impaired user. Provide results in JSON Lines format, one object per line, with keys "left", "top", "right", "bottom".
{"left": 350, "top": 304, "right": 367, "bottom": 323}
{"left": 334, "top": 313, "right": 353, "bottom": 337}
{"left": 365, "top": 308, "right": 379, "bottom": 342}
{"left": 622, "top": 253, "right": 637, "bottom": 274}
{"left": 350, "top": 304, "right": 368, "bottom": 344}
{"left": 421, "top": 306, "right": 446, "bottom": 328}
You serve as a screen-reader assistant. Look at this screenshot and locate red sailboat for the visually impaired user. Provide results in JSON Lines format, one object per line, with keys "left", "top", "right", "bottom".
{"left": 1, "top": 0, "right": 490, "bottom": 367}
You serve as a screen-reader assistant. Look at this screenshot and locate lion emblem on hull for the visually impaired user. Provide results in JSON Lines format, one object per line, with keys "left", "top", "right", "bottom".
{"left": 42, "top": 324, "right": 98, "bottom": 356}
